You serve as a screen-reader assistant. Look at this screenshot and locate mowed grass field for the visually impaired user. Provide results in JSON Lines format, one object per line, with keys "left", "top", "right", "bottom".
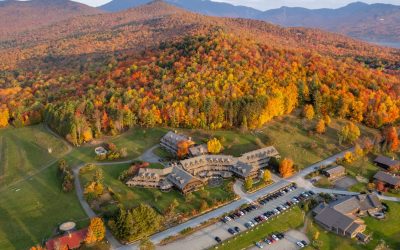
{"left": 0, "top": 124, "right": 69, "bottom": 187}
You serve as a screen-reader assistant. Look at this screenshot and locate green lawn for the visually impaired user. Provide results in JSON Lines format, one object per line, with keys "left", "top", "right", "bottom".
{"left": 0, "top": 162, "right": 88, "bottom": 250}
{"left": 305, "top": 201, "right": 400, "bottom": 250}
{"left": 212, "top": 207, "right": 305, "bottom": 250}
{"left": 0, "top": 126, "right": 168, "bottom": 250}
{"left": 80, "top": 163, "right": 237, "bottom": 215}
{"left": 0, "top": 124, "right": 70, "bottom": 187}
{"left": 179, "top": 114, "right": 378, "bottom": 169}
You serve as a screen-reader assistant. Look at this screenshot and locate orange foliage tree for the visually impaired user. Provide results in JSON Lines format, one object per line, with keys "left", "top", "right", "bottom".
{"left": 385, "top": 127, "right": 399, "bottom": 152}
{"left": 315, "top": 119, "right": 326, "bottom": 134}
{"left": 279, "top": 158, "right": 294, "bottom": 178}
{"left": 0, "top": 106, "right": 9, "bottom": 128}
{"left": 85, "top": 217, "right": 106, "bottom": 244}
{"left": 177, "top": 140, "right": 194, "bottom": 158}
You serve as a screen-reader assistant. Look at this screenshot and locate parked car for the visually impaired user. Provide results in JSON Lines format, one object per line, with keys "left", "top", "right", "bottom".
{"left": 234, "top": 226, "right": 241, "bottom": 233}
{"left": 255, "top": 241, "right": 264, "bottom": 249}
{"left": 271, "top": 234, "right": 279, "bottom": 241}
{"left": 301, "top": 240, "right": 308, "bottom": 246}
{"left": 296, "top": 241, "right": 305, "bottom": 248}
{"left": 264, "top": 238, "right": 272, "bottom": 244}
{"left": 215, "top": 237, "right": 222, "bottom": 243}
{"left": 228, "top": 228, "right": 236, "bottom": 235}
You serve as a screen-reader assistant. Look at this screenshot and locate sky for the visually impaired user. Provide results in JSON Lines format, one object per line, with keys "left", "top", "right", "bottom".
{"left": 72, "top": 0, "right": 400, "bottom": 9}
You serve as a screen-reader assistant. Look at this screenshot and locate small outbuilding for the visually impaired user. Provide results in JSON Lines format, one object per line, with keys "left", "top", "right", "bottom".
{"left": 374, "top": 171, "right": 400, "bottom": 189}
{"left": 322, "top": 165, "right": 346, "bottom": 180}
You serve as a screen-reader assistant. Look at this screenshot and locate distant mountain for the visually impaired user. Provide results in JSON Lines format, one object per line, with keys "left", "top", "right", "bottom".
{"left": 261, "top": 2, "right": 400, "bottom": 43}
{"left": 0, "top": 0, "right": 102, "bottom": 39}
{"left": 99, "top": 0, "right": 400, "bottom": 44}
{"left": 100, "top": 0, "right": 262, "bottom": 18}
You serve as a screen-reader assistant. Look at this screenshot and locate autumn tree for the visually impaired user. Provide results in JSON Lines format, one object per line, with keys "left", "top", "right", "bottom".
{"left": 177, "top": 140, "right": 194, "bottom": 158}
{"left": 85, "top": 217, "right": 106, "bottom": 244}
{"left": 315, "top": 119, "right": 326, "bottom": 134}
{"left": 385, "top": 127, "right": 399, "bottom": 152}
{"left": 263, "top": 170, "right": 272, "bottom": 183}
{"left": 343, "top": 152, "right": 354, "bottom": 163}
{"left": 0, "top": 106, "right": 9, "bottom": 128}
{"left": 324, "top": 115, "right": 331, "bottom": 127}
{"left": 29, "top": 245, "right": 45, "bottom": 250}
{"left": 338, "top": 122, "right": 360, "bottom": 144}
{"left": 303, "top": 105, "right": 315, "bottom": 120}
{"left": 354, "top": 144, "right": 364, "bottom": 158}
{"left": 244, "top": 178, "right": 253, "bottom": 190}
{"left": 279, "top": 158, "right": 294, "bottom": 178}
{"left": 207, "top": 138, "right": 223, "bottom": 154}
{"left": 376, "top": 181, "right": 386, "bottom": 192}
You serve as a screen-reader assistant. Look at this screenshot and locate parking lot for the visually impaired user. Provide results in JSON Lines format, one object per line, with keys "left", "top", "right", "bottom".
{"left": 159, "top": 185, "right": 308, "bottom": 250}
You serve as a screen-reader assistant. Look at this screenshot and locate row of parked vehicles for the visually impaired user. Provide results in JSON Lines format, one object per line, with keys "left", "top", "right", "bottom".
{"left": 255, "top": 232, "right": 285, "bottom": 248}
{"left": 221, "top": 204, "right": 259, "bottom": 223}
{"left": 258, "top": 183, "right": 297, "bottom": 205}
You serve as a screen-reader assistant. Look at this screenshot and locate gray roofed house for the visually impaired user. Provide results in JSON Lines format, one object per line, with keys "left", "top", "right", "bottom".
{"left": 160, "top": 131, "right": 194, "bottom": 155}
{"left": 313, "top": 194, "right": 382, "bottom": 239}
{"left": 374, "top": 156, "right": 400, "bottom": 170}
{"left": 374, "top": 171, "right": 400, "bottom": 189}
{"left": 322, "top": 165, "right": 346, "bottom": 180}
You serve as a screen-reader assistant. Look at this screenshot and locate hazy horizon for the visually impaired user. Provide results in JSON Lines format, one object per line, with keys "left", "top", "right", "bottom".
{"left": 67, "top": 0, "right": 400, "bottom": 10}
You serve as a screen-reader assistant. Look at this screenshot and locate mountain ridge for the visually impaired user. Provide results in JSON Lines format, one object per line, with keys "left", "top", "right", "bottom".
{"left": 99, "top": 0, "right": 400, "bottom": 44}
{"left": 0, "top": 0, "right": 103, "bottom": 39}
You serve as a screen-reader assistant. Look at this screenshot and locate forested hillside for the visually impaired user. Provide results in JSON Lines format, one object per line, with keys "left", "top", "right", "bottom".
{"left": 0, "top": 1, "right": 399, "bottom": 145}
{"left": 0, "top": 0, "right": 102, "bottom": 40}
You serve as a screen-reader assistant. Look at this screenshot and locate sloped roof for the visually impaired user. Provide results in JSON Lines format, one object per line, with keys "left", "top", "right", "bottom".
{"left": 324, "top": 165, "right": 346, "bottom": 175}
{"left": 374, "top": 171, "right": 400, "bottom": 186}
{"left": 240, "top": 146, "right": 279, "bottom": 162}
{"left": 46, "top": 229, "right": 87, "bottom": 250}
{"left": 374, "top": 156, "right": 400, "bottom": 168}
{"left": 167, "top": 167, "right": 202, "bottom": 190}
{"left": 189, "top": 144, "right": 208, "bottom": 156}
{"left": 329, "top": 196, "right": 360, "bottom": 214}
{"left": 314, "top": 207, "right": 356, "bottom": 231}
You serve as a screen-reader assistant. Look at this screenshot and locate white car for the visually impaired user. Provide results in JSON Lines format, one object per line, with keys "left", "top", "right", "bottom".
{"left": 296, "top": 241, "right": 305, "bottom": 248}
{"left": 271, "top": 234, "right": 279, "bottom": 241}
{"left": 224, "top": 216, "right": 231, "bottom": 221}
{"left": 273, "top": 209, "right": 280, "bottom": 214}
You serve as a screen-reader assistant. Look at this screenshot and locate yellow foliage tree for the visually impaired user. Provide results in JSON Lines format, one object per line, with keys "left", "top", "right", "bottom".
{"left": 315, "top": 119, "right": 326, "bottom": 134}
{"left": 354, "top": 144, "right": 364, "bottom": 158}
{"left": 0, "top": 107, "right": 9, "bottom": 128}
{"left": 303, "top": 105, "right": 315, "bottom": 120}
{"left": 85, "top": 217, "right": 106, "bottom": 244}
{"left": 84, "top": 181, "right": 104, "bottom": 197}
{"left": 29, "top": 245, "right": 45, "bottom": 250}
{"left": 343, "top": 152, "right": 354, "bottom": 163}
{"left": 207, "top": 138, "right": 223, "bottom": 154}
{"left": 279, "top": 158, "right": 294, "bottom": 178}
{"left": 82, "top": 128, "right": 93, "bottom": 142}
{"left": 324, "top": 115, "right": 331, "bottom": 127}
{"left": 263, "top": 170, "right": 272, "bottom": 183}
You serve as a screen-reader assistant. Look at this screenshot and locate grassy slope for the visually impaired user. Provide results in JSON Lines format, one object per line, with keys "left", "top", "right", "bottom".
{"left": 0, "top": 163, "right": 87, "bottom": 250}
{"left": 0, "top": 124, "right": 69, "bottom": 187}
{"left": 0, "top": 127, "right": 167, "bottom": 250}
{"left": 213, "top": 207, "right": 304, "bottom": 250}
{"left": 305, "top": 201, "right": 400, "bottom": 250}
